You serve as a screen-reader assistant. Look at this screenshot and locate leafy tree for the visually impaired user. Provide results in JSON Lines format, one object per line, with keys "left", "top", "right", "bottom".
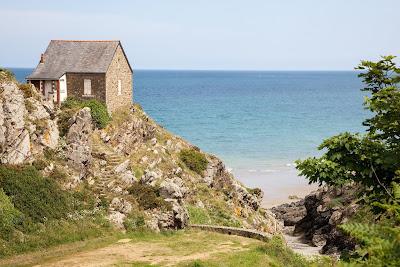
{"left": 296, "top": 56, "right": 400, "bottom": 199}
{"left": 296, "top": 56, "right": 400, "bottom": 265}
{"left": 339, "top": 183, "right": 400, "bottom": 266}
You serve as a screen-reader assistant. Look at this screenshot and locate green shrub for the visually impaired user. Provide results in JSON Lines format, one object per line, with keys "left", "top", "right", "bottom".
{"left": 179, "top": 149, "right": 208, "bottom": 176}
{"left": 61, "top": 97, "right": 83, "bottom": 110}
{"left": 0, "top": 165, "right": 73, "bottom": 223}
{"left": 0, "top": 189, "right": 23, "bottom": 240}
{"left": 128, "top": 183, "right": 171, "bottom": 210}
{"left": 83, "top": 99, "right": 111, "bottom": 129}
{"left": 32, "top": 159, "right": 48, "bottom": 171}
{"left": 60, "top": 97, "right": 111, "bottom": 131}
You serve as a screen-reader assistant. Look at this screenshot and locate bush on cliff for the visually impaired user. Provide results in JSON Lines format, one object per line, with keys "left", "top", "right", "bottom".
{"left": 0, "top": 189, "right": 23, "bottom": 240}
{"left": 0, "top": 165, "right": 72, "bottom": 223}
{"left": 179, "top": 149, "right": 208, "bottom": 176}
{"left": 128, "top": 183, "right": 171, "bottom": 211}
{"left": 59, "top": 97, "right": 111, "bottom": 134}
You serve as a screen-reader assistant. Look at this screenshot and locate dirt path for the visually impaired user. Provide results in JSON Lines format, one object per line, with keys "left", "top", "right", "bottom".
{"left": 0, "top": 231, "right": 261, "bottom": 267}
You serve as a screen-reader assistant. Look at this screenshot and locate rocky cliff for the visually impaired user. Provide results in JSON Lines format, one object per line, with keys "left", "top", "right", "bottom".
{"left": 0, "top": 77, "right": 281, "bottom": 234}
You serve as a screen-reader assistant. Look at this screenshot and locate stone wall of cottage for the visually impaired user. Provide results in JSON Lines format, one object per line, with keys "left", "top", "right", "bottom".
{"left": 105, "top": 45, "right": 133, "bottom": 113}
{"left": 66, "top": 73, "right": 106, "bottom": 103}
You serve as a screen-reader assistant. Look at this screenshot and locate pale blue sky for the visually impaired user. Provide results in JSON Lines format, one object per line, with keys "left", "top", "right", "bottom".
{"left": 1, "top": 0, "right": 399, "bottom": 70}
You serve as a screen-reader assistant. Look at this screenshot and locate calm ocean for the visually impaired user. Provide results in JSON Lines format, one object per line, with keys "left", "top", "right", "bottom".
{"left": 12, "top": 68, "right": 367, "bottom": 206}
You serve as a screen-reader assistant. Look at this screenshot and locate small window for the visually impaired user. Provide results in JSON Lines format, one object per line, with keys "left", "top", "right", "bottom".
{"left": 84, "top": 79, "right": 92, "bottom": 95}
{"left": 118, "top": 80, "right": 122, "bottom": 95}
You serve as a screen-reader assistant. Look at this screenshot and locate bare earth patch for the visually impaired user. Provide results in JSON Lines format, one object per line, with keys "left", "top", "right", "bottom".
{"left": 0, "top": 231, "right": 262, "bottom": 267}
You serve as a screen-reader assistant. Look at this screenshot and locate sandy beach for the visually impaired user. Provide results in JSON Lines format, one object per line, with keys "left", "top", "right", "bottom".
{"left": 234, "top": 166, "right": 318, "bottom": 208}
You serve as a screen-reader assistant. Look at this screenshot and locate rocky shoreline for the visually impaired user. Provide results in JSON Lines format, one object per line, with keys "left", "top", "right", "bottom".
{"left": 271, "top": 185, "right": 358, "bottom": 257}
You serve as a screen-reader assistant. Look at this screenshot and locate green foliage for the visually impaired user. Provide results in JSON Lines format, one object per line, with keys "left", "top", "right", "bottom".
{"left": 0, "top": 165, "right": 72, "bottom": 223}
{"left": 0, "top": 212, "right": 111, "bottom": 258}
{"left": 339, "top": 183, "right": 400, "bottom": 266}
{"left": 128, "top": 183, "right": 171, "bottom": 210}
{"left": 187, "top": 205, "right": 210, "bottom": 224}
{"left": 187, "top": 204, "right": 242, "bottom": 227}
{"left": 179, "top": 149, "right": 208, "bottom": 176}
{"left": 296, "top": 56, "right": 400, "bottom": 199}
{"left": 0, "top": 189, "right": 23, "bottom": 240}
{"left": 355, "top": 55, "right": 400, "bottom": 93}
{"left": 32, "top": 158, "right": 48, "bottom": 171}
{"left": 59, "top": 97, "right": 111, "bottom": 134}
{"left": 84, "top": 99, "right": 111, "bottom": 129}
{"left": 0, "top": 68, "right": 15, "bottom": 82}
{"left": 296, "top": 56, "right": 400, "bottom": 266}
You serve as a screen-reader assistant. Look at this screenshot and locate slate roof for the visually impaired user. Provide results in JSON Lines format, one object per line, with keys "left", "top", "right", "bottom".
{"left": 27, "top": 40, "right": 131, "bottom": 80}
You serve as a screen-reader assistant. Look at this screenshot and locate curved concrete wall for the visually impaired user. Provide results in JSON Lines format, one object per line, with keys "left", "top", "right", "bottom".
{"left": 189, "top": 224, "right": 272, "bottom": 242}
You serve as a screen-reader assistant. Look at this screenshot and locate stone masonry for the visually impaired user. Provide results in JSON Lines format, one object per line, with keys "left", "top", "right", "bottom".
{"left": 106, "top": 45, "right": 133, "bottom": 113}
{"left": 66, "top": 73, "right": 106, "bottom": 103}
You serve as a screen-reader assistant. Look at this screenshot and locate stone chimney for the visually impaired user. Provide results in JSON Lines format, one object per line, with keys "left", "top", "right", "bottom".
{"left": 40, "top": 53, "right": 45, "bottom": 63}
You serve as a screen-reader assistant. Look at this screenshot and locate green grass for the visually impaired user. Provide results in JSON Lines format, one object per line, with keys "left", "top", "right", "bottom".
{"left": 179, "top": 149, "right": 208, "bottom": 176}
{"left": 0, "top": 212, "right": 111, "bottom": 258}
{"left": 178, "top": 236, "right": 332, "bottom": 267}
{"left": 0, "top": 165, "right": 73, "bottom": 223}
{"left": 187, "top": 204, "right": 242, "bottom": 227}
{"left": 0, "top": 229, "right": 332, "bottom": 267}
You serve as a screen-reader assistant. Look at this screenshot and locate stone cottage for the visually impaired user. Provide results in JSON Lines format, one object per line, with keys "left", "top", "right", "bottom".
{"left": 27, "top": 40, "right": 133, "bottom": 113}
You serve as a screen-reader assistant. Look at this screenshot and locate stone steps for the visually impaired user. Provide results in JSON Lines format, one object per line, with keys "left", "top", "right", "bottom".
{"left": 91, "top": 142, "right": 126, "bottom": 199}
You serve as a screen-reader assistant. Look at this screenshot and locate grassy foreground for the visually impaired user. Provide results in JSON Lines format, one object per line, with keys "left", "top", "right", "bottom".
{"left": 0, "top": 230, "right": 332, "bottom": 267}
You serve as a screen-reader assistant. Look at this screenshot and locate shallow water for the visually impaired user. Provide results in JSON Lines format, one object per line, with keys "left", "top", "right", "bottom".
{"left": 13, "top": 68, "right": 367, "bottom": 206}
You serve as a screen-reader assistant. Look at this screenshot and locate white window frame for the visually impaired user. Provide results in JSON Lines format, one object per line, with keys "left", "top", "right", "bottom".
{"left": 84, "top": 79, "right": 92, "bottom": 95}
{"left": 117, "top": 80, "right": 122, "bottom": 96}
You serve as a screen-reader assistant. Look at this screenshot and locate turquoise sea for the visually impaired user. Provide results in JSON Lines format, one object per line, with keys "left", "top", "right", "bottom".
{"left": 12, "top": 68, "right": 367, "bottom": 206}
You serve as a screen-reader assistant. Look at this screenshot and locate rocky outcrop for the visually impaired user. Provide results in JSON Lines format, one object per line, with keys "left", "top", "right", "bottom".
{"left": 159, "top": 177, "right": 187, "bottom": 199}
{"left": 0, "top": 82, "right": 31, "bottom": 164}
{"left": 294, "top": 185, "right": 358, "bottom": 255}
{"left": 26, "top": 97, "right": 59, "bottom": 153}
{"left": 0, "top": 79, "right": 281, "bottom": 235}
{"left": 271, "top": 200, "right": 306, "bottom": 226}
{"left": 208, "top": 156, "right": 263, "bottom": 212}
{"left": 108, "top": 107, "right": 156, "bottom": 154}
{"left": 146, "top": 199, "right": 189, "bottom": 231}
{"left": 65, "top": 107, "right": 93, "bottom": 170}
{"left": 0, "top": 82, "right": 60, "bottom": 164}
{"left": 272, "top": 185, "right": 359, "bottom": 256}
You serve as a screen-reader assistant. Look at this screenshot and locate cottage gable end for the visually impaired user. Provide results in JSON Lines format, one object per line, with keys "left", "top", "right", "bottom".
{"left": 105, "top": 44, "right": 133, "bottom": 113}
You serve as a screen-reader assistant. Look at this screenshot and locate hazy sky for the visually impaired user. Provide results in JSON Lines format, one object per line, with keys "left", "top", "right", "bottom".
{"left": 1, "top": 0, "right": 399, "bottom": 70}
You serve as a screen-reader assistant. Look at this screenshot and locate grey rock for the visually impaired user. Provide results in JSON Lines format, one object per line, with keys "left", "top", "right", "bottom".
{"left": 159, "top": 177, "right": 187, "bottom": 199}
{"left": 120, "top": 170, "right": 136, "bottom": 185}
{"left": 65, "top": 107, "right": 93, "bottom": 169}
{"left": 141, "top": 169, "right": 161, "bottom": 186}
{"left": 114, "top": 159, "right": 130, "bottom": 174}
